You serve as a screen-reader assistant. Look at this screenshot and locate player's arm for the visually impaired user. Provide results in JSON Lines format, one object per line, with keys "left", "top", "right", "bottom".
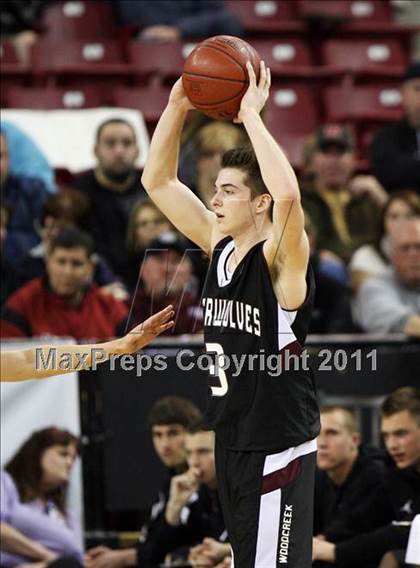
{"left": 1, "top": 306, "right": 174, "bottom": 382}
{"left": 238, "top": 61, "right": 309, "bottom": 306}
{"left": 141, "top": 79, "right": 217, "bottom": 255}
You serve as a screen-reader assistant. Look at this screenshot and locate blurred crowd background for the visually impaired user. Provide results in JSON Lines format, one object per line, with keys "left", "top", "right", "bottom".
{"left": 0, "top": 1, "right": 420, "bottom": 568}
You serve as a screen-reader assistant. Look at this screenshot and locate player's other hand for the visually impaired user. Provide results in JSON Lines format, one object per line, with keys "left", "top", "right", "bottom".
{"left": 169, "top": 467, "right": 200, "bottom": 506}
{"left": 114, "top": 305, "right": 174, "bottom": 355}
{"left": 169, "top": 78, "right": 195, "bottom": 111}
{"left": 234, "top": 60, "right": 271, "bottom": 124}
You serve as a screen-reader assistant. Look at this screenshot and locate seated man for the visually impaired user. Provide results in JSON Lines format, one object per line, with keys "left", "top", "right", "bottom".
{"left": 353, "top": 217, "right": 420, "bottom": 338}
{"left": 313, "top": 387, "right": 420, "bottom": 568}
{"left": 0, "top": 131, "right": 48, "bottom": 262}
{"left": 0, "top": 227, "right": 128, "bottom": 340}
{"left": 132, "top": 232, "right": 203, "bottom": 335}
{"left": 86, "top": 396, "right": 202, "bottom": 568}
{"left": 370, "top": 62, "right": 420, "bottom": 193}
{"left": 301, "top": 125, "right": 386, "bottom": 264}
{"left": 14, "top": 190, "right": 127, "bottom": 301}
{"left": 151, "top": 424, "right": 227, "bottom": 567}
{"left": 314, "top": 406, "right": 386, "bottom": 543}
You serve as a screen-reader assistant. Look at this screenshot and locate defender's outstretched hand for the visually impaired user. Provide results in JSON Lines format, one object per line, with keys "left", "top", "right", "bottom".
{"left": 234, "top": 60, "right": 271, "bottom": 123}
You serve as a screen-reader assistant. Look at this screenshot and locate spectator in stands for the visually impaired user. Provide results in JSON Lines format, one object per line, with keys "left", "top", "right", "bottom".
{"left": 132, "top": 232, "right": 203, "bottom": 335}
{"left": 0, "top": 204, "right": 18, "bottom": 306}
{"left": 370, "top": 62, "right": 420, "bottom": 193}
{"left": 85, "top": 396, "right": 202, "bottom": 568}
{"left": 314, "top": 407, "right": 386, "bottom": 545}
{"left": 313, "top": 387, "right": 420, "bottom": 567}
{"left": 306, "top": 215, "right": 354, "bottom": 333}
{"left": 301, "top": 125, "right": 386, "bottom": 265}
{"left": 0, "top": 131, "right": 49, "bottom": 262}
{"left": 0, "top": 0, "right": 46, "bottom": 64}
{"left": 350, "top": 191, "right": 420, "bottom": 292}
{"left": 192, "top": 122, "right": 247, "bottom": 208}
{"left": 115, "top": 0, "right": 242, "bottom": 42}
{"left": 353, "top": 217, "right": 420, "bottom": 338}
{"left": 15, "top": 190, "right": 128, "bottom": 301}
{"left": 0, "top": 227, "right": 128, "bottom": 340}
{"left": 123, "top": 199, "right": 173, "bottom": 292}
{"left": 157, "top": 424, "right": 226, "bottom": 566}
{"left": 72, "top": 118, "right": 146, "bottom": 278}
{"left": 1, "top": 122, "right": 55, "bottom": 193}
{"left": 0, "top": 426, "right": 83, "bottom": 567}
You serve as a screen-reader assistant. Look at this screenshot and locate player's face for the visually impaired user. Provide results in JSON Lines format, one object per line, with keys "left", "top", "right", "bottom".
{"left": 311, "top": 147, "right": 354, "bottom": 190}
{"left": 47, "top": 247, "right": 93, "bottom": 298}
{"left": 317, "top": 410, "right": 360, "bottom": 472}
{"left": 402, "top": 78, "right": 420, "bottom": 129}
{"left": 390, "top": 220, "right": 420, "bottom": 287}
{"left": 212, "top": 168, "right": 262, "bottom": 235}
{"left": 40, "top": 443, "right": 77, "bottom": 488}
{"left": 95, "top": 123, "right": 139, "bottom": 182}
{"left": 152, "top": 424, "right": 187, "bottom": 468}
{"left": 186, "top": 431, "right": 216, "bottom": 488}
{"left": 382, "top": 410, "right": 420, "bottom": 470}
{"left": 0, "top": 134, "right": 9, "bottom": 188}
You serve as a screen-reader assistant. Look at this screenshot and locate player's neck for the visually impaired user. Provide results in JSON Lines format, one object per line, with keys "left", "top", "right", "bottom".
{"left": 231, "top": 223, "right": 271, "bottom": 257}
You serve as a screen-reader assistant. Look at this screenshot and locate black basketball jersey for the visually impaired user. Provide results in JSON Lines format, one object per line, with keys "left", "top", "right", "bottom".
{"left": 202, "top": 236, "right": 320, "bottom": 452}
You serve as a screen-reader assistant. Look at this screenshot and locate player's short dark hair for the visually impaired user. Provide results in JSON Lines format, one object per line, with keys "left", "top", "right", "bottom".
{"left": 320, "top": 405, "right": 359, "bottom": 433}
{"left": 381, "top": 387, "right": 420, "bottom": 426}
{"left": 147, "top": 396, "right": 202, "bottom": 431}
{"left": 49, "top": 226, "right": 94, "bottom": 258}
{"left": 95, "top": 118, "right": 137, "bottom": 144}
{"left": 221, "top": 146, "right": 273, "bottom": 218}
{"left": 186, "top": 420, "right": 213, "bottom": 435}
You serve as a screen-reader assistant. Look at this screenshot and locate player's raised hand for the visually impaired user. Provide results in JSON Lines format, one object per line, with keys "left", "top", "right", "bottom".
{"left": 114, "top": 305, "right": 174, "bottom": 355}
{"left": 234, "top": 60, "right": 271, "bottom": 123}
{"left": 168, "top": 77, "right": 195, "bottom": 111}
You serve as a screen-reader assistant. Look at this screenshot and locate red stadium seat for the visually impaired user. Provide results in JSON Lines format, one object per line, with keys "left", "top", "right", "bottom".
{"left": 324, "top": 85, "right": 402, "bottom": 122}
{"left": 265, "top": 85, "right": 319, "bottom": 167}
{"left": 226, "top": 1, "right": 301, "bottom": 33}
{"left": 113, "top": 86, "right": 171, "bottom": 123}
{"left": 129, "top": 41, "right": 188, "bottom": 82}
{"left": 321, "top": 39, "right": 407, "bottom": 78}
{"left": 296, "top": 0, "right": 392, "bottom": 22}
{"left": 32, "top": 39, "right": 132, "bottom": 87}
{"left": 252, "top": 39, "right": 314, "bottom": 77}
{"left": 5, "top": 86, "right": 106, "bottom": 109}
{"left": 0, "top": 42, "right": 30, "bottom": 86}
{"left": 41, "top": 1, "right": 116, "bottom": 39}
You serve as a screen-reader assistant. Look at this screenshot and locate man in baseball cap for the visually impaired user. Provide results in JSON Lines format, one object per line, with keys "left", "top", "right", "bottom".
{"left": 370, "top": 61, "right": 420, "bottom": 192}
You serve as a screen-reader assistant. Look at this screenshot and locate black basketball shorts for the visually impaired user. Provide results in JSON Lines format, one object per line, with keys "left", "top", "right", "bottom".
{"left": 215, "top": 437, "right": 317, "bottom": 568}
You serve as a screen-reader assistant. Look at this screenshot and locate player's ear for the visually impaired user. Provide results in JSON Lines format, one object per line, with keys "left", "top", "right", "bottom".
{"left": 257, "top": 193, "right": 272, "bottom": 213}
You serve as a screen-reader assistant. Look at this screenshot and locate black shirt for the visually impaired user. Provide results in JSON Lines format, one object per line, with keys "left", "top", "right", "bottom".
{"left": 370, "top": 118, "right": 420, "bottom": 192}
{"left": 202, "top": 237, "right": 320, "bottom": 452}
{"left": 72, "top": 170, "right": 146, "bottom": 278}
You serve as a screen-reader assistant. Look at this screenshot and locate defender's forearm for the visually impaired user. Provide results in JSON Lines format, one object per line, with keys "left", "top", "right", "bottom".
{"left": 142, "top": 102, "right": 189, "bottom": 189}
{"left": 241, "top": 108, "right": 300, "bottom": 200}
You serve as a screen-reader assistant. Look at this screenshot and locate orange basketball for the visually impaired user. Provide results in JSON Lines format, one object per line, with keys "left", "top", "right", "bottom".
{"left": 182, "top": 35, "right": 261, "bottom": 120}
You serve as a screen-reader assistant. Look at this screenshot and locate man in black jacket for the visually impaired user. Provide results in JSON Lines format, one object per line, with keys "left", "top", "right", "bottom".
{"left": 312, "top": 387, "right": 420, "bottom": 568}
{"left": 370, "top": 62, "right": 420, "bottom": 193}
{"left": 314, "top": 406, "right": 387, "bottom": 543}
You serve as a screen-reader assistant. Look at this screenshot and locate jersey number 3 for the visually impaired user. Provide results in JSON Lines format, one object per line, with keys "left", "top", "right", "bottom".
{"left": 206, "top": 343, "right": 228, "bottom": 397}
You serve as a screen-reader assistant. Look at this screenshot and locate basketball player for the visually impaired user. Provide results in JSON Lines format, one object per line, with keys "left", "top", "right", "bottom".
{"left": 1, "top": 305, "right": 174, "bottom": 382}
{"left": 142, "top": 61, "right": 320, "bottom": 567}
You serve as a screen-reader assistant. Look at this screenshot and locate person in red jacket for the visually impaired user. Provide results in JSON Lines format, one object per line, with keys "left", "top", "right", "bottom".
{"left": 1, "top": 227, "right": 128, "bottom": 341}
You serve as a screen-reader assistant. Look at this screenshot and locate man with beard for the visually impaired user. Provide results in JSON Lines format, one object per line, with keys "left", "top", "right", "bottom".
{"left": 73, "top": 119, "right": 147, "bottom": 277}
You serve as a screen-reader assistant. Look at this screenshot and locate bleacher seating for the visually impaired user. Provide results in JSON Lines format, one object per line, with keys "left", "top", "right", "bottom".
{"left": 5, "top": 86, "right": 107, "bottom": 109}
{"left": 252, "top": 38, "right": 314, "bottom": 77}
{"left": 0, "top": 41, "right": 30, "bottom": 89}
{"left": 324, "top": 84, "right": 402, "bottom": 122}
{"left": 41, "top": 1, "right": 116, "bottom": 40}
{"left": 226, "top": 0, "right": 302, "bottom": 33}
{"left": 296, "top": 0, "right": 393, "bottom": 23}
{"left": 321, "top": 38, "right": 407, "bottom": 79}
{"left": 114, "top": 86, "right": 171, "bottom": 126}
{"left": 129, "top": 41, "right": 189, "bottom": 83}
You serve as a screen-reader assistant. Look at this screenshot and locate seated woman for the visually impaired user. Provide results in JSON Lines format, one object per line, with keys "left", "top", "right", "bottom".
{"left": 0, "top": 427, "right": 83, "bottom": 567}
{"left": 349, "top": 190, "right": 420, "bottom": 292}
